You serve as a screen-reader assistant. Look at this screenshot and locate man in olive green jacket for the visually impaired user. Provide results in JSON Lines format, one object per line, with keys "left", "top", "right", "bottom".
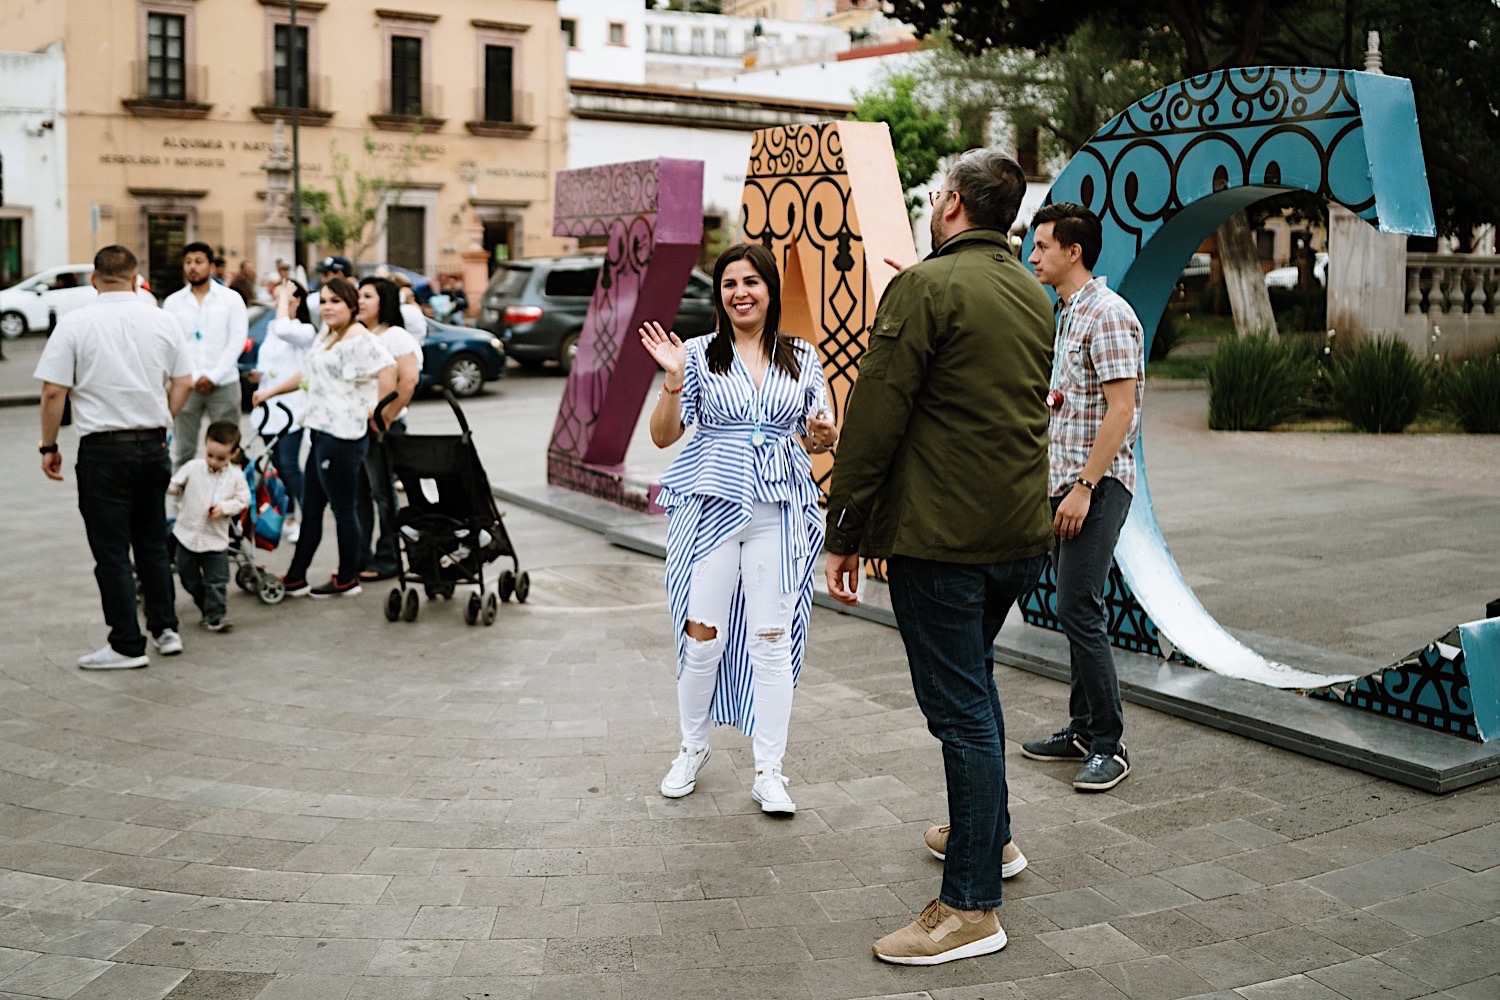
{"left": 826, "top": 149, "right": 1054, "bottom": 967}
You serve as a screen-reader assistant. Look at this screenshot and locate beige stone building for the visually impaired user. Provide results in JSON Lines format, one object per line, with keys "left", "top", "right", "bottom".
{"left": 0, "top": 0, "right": 570, "bottom": 296}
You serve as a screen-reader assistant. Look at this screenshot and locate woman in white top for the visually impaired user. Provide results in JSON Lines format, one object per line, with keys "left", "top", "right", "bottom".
{"left": 252, "top": 279, "right": 316, "bottom": 539}
{"left": 354, "top": 277, "right": 423, "bottom": 580}
{"left": 252, "top": 277, "right": 396, "bottom": 598}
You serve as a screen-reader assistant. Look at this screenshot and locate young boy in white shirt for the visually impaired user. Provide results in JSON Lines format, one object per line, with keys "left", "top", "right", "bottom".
{"left": 169, "top": 420, "right": 251, "bottom": 631}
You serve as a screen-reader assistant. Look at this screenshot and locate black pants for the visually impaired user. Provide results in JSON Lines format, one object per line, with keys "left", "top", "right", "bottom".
{"left": 358, "top": 418, "right": 406, "bottom": 576}
{"left": 76, "top": 436, "right": 178, "bottom": 656}
{"left": 286, "top": 430, "right": 369, "bottom": 585}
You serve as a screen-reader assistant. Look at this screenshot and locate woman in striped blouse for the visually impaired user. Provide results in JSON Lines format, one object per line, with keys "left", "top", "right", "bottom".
{"left": 639, "top": 243, "right": 838, "bottom": 815}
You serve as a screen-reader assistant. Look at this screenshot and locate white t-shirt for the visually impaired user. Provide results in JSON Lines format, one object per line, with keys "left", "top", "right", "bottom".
{"left": 377, "top": 325, "right": 422, "bottom": 423}
{"left": 254, "top": 316, "right": 318, "bottom": 435}
{"left": 399, "top": 302, "right": 428, "bottom": 344}
{"left": 162, "top": 279, "right": 249, "bottom": 387}
{"left": 300, "top": 326, "right": 395, "bottom": 440}
{"left": 34, "top": 292, "right": 192, "bottom": 436}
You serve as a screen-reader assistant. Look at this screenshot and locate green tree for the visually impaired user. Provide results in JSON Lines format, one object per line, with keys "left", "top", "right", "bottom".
{"left": 852, "top": 72, "right": 962, "bottom": 219}
{"left": 301, "top": 133, "right": 422, "bottom": 263}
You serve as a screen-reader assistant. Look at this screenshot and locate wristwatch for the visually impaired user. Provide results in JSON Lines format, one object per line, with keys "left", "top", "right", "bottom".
{"left": 38, "top": 443, "right": 59, "bottom": 455}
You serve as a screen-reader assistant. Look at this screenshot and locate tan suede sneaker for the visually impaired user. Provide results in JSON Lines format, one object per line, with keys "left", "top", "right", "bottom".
{"left": 873, "top": 898, "right": 1008, "bottom": 965}
{"left": 922, "top": 825, "right": 1028, "bottom": 878}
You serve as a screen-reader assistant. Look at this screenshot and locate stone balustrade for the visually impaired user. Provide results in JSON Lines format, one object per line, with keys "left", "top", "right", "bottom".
{"left": 1402, "top": 252, "right": 1500, "bottom": 359}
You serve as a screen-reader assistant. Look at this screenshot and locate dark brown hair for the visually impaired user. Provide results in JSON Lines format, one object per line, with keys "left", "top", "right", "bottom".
{"left": 705, "top": 243, "right": 801, "bottom": 381}
{"left": 93, "top": 245, "right": 137, "bottom": 282}
{"left": 1031, "top": 201, "right": 1103, "bottom": 270}
{"left": 205, "top": 419, "right": 242, "bottom": 449}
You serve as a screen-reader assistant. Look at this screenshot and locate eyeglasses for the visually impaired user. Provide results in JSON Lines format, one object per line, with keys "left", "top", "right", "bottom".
{"left": 929, "top": 189, "right": 956, "bottom": 207}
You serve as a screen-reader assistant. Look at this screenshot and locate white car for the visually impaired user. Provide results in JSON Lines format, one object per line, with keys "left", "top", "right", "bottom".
{"left": 1264, "top": 252, "right": 1328, "bottom": 289}
{"left": 0, "top": 264, "right": 97, "bottom": 338}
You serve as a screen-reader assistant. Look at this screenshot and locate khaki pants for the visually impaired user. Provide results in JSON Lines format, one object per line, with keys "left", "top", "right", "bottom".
{"left": 172, "top": 382, "right": 241, "bottom": 470}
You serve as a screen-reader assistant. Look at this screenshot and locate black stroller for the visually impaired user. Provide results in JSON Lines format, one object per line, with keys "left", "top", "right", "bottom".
{"left": 375, "top": 389, "right": 529, "bottom": 626}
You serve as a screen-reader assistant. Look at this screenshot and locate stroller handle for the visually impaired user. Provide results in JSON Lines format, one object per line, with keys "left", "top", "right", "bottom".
{"left": 372, "top": 392, "right": 401, "bottom": 434}
{"left": 254, "top": 400, "right": 294, "bottom": 438}
{"left": 441, "top": 387, "right": 473, "bottom": 438}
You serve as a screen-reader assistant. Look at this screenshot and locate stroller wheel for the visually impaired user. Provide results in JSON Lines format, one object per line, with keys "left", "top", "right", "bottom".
{"left": 259, "top": 575, "right": 286, "bottom": 605}
{"left": 402, "top": 589, "right": 420, "bottom": 622}
{"left": 464, "top": 592, "right": 482, "bottom": 626}
{"left": 515, "top": 571, "right": 531, "bottom": 604}
{"left": 235, "top": 564, "right": 256, "bottom": 592}
{"left": 482, "top": 591, "right": 499, "bottom": 626}
{"left": 499, "top": 569, "right": 516, "bottom": 602}
{"left": 384, "top": 588, "right": 403, "bottom": 622}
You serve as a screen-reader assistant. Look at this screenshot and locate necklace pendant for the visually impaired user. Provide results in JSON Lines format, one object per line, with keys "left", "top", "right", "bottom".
{"left": 750, "top": 429, "right": 766, "bottom": 448}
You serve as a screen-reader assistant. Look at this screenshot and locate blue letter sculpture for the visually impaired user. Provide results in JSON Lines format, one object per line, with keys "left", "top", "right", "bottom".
{"left": 1022, "top": 69, "right": 1442, "bottom": 693}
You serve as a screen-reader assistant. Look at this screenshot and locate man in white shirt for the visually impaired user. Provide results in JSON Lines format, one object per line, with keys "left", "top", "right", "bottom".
{"left": 35, "top": 245, "right": 193, "bottom": 670}
{"left": 163, "top": 241, "right": 248, "bottom": 470}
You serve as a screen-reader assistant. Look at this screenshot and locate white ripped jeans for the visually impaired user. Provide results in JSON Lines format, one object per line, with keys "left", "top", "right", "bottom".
{"left": 680, "top": 501, "right": 795, "bottom": 773}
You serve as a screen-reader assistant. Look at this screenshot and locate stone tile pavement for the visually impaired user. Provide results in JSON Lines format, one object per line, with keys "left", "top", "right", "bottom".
{"left": 0, "top": 375, "right": 1495, "bottom": 999}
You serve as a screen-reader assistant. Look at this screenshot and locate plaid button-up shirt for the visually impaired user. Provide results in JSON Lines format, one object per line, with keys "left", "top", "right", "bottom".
{"left": 1047, "top": 276, "right": 1144, "bottom": 496}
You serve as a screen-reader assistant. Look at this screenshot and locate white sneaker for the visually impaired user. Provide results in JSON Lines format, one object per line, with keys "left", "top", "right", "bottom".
{"left": 751, "top": 770, "right": 796, "bottom": 814}
{"left": 78, "top": 646, "right": 149, "bottom": 670}
{"left": 285, "top": 521, "right": 300, "bottom": 544}
{"left": 152, "top": 629, "right": 183, "bottom": 656}
{"left": 659, "top": 745, "right": 711, "bottom": 798}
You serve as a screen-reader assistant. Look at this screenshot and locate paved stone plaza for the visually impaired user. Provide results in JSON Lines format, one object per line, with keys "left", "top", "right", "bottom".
{"left": 0, "top": 360, "right": 1496, "bottom": 999}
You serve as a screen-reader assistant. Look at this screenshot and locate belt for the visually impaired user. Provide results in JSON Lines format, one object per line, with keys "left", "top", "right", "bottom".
{"left": 80, "top": 428, "right": 166, "bottom": 444}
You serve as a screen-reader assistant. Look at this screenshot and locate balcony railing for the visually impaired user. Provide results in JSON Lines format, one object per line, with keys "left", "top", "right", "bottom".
{"left": 370, "top": 81, "right": 445, "bottom": 132}
{"left": 1400, "top": 253, "right": 1500, "bottom": 360}
{"left": 251, "top": 70, "right": 333, "bottom": 125}
{"left": 122, "top": 59, "right": 211, "bottom": 118}
{"left": 465, "top": 88, "right": 535, "bottom": 137}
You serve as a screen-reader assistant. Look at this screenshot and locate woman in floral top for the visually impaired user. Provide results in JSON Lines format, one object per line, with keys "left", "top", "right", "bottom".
{"left": 253, "top": 277, "right": 396, "bottom": 598}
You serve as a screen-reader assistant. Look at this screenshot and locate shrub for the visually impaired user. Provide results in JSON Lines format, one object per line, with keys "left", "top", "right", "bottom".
{"left": 1446, "top": 353, "right": 1500, "bottom": 433}
{"left": 1207, "top": 331, "right": 1314, "bottom": 430}
{"left": 1268, "top": 286, "right": 1327, "bottom": 334}
{"left": 1328, "top": 335, "right": 1426, "bottom": 433}
{"left": 1284, "top": 331, "right": 1338, "bottom": 418}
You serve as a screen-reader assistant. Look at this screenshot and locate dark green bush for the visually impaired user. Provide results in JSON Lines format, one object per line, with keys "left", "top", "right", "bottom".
{"left": 1283, "top": 332, "right": 1339, "bottom": 418}
{"left": 1328, "top": 335, "right": 1426, "bottom": 433}
{"left": 1446, "top": 353, "right": 1500, "bottom": 433}
{"left": 1268, "top": 286, "right": 1327, "bottom": 334}
{"left": 1207, "top": 332, "right": 1315, "bottom": 430}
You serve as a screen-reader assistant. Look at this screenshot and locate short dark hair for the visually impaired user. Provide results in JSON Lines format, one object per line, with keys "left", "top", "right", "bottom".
{"left": 945, "top": 149, "right": 1028, "bottom": 234}
{"left": 205, "top": 420, "right": 241, "bottom": 448}
{"left": 93, "top": 245, "right": 137, "bottom": 281}
{"left": 1032, "top": 202, "right": 1103, "bottom": 269}
{"left": 182, "top": 241, "right": 214, "bottom": 261}
{"left": 358, "top": 276, "right": 404, "bottom": 329}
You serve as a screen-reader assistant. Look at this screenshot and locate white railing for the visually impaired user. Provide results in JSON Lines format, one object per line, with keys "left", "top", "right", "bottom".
{"left": 1402, "top": 253, "right": 1500, "bottom": 359}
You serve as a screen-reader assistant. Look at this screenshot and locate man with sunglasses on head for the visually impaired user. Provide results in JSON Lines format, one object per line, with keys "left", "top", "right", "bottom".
{"left": 163, "top": 241, "right": 249, "bottom": 471}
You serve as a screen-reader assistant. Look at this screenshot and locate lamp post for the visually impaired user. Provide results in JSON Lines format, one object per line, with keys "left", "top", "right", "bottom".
{"left": 290, "top": 0, "right": 303, "bottom": 270}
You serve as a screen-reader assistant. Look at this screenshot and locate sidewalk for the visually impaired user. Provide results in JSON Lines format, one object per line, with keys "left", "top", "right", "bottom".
{"left": 0, "top": 372, "right": 1494, "bottom": 1000}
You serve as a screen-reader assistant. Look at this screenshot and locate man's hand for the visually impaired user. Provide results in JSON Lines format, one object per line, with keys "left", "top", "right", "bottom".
{"left": 194, "top": 376, "right": 215, "bottom": 394}
{"left": 41, "top": 451, "right": 63, "bottom": 481}
{"left": 207, "top": 504, "right": 223, "bottom": 519}
{"left": 1053, "top": 485, "right": 1092, "bottom": 540}
{"left": 825, "top": 552, "right": 862, "bottom": 606}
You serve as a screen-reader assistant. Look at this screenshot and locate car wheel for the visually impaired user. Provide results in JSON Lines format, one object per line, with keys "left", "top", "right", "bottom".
{"left": 0, "top": 311, "right": 28, "bottom": 340}
{"left": 443, "top": 353, "right": 486, "bottom": 398}
{"left": 557, "top": 332, "right": 580, "bottom": 374}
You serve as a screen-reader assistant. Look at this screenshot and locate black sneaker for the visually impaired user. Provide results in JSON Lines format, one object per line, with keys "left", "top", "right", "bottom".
{"left": 1021, "top": 728, "right": 1090, "bottom": 761}
{"left": 310, "top": 576, "right": 362, "bottom": 599}
{"left": 282, "top": 576, "right": 311, "bottom": 597}
{"left": 1073, "top": 746, "right": 1130, "bottom": 791}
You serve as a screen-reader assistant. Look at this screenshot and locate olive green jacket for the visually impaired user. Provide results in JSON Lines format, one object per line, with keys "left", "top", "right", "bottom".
{"left": 825, "top": 228, "right": 1055, "bottom": 563}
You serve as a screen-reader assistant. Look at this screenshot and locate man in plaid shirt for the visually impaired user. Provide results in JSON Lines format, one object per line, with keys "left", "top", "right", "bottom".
{"left": 1022, "top": 203, "right": 1144, "bottom": 792}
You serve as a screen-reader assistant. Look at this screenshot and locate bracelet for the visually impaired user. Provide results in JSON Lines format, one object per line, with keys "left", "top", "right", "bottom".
{"left": 661, "top": 381, "right": 683, "bottom": 395}
{"left": 1074, "top": 475, "right": 1096, "bottom": 491}
{"left": 38, "top": 443, "right": 58, "bottom": 455}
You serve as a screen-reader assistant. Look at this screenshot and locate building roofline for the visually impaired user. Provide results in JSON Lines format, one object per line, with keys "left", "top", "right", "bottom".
{"left": 569, "top": 79, "right": 852, "bottom": 118}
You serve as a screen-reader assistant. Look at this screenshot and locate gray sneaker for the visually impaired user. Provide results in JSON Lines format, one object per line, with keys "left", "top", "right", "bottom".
{"left": 1021, "top": 728, "right": 1089, "bottom": 761}
{"left": 1073, "top": 746, "right": 1130, "bottom": 791}
{"left": 151, "top": 629, "right": 183, "bottom": 656}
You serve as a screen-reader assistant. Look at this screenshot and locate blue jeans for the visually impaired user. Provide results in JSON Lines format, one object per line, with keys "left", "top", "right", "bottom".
{"left": 1051, "top": 476, "right": 1133, "bottom": 757}
{"left": 285, "top": 430, "right": 368, "bottom": 585}
{"left": 887, "top": 552, "right": 1047, "bottom": 912}
{"left": 358, "top": 418, "right": 406, "bottom": 576}
{"left": 267, "top": 428, "right": 305, "bottom": 519}
{"left": 177, "top": 545, "right": 229, "bottom": 624}
{"left": 76, "top": 435, "right": 178, "bottom": 656}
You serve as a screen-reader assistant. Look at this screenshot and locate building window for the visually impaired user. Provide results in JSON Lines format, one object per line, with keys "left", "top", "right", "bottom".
{"left": 713, "top": 30, "right": 727, "bottom": 56}
{"left": 272, "top": 24, "right": 308, "bottom": 108}
{"left": 560, "top": 18, "right": 577, "bottom": 48}
{"left": 390, "top": 35, "right": 423, "bottom": 116}
{"left": 607, "top": 22, "right": 625, "bottom": 46}
{"left": 483, "top": 44, "right": 515, "bottom": 123}
{"left": 387, "top": 205, "right": 426, "bottom": 274}
{"left": 691, "top": 28, "right": 704, "bottom": 55}
{"left": 146, "top": 12, "right": 186, "bottom": 100}
{"left": 661, "top": 26, "right": 675, "bottom": 52}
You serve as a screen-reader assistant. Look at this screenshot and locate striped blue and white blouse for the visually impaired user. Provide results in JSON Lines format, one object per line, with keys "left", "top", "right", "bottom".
{"left": 657, "top": 334, "right": 827, "bottom": 736}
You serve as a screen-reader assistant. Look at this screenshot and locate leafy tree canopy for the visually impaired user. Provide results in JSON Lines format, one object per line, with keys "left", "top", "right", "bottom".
{"left": 852, "top": 72, "right": 962, "bottom": 218}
